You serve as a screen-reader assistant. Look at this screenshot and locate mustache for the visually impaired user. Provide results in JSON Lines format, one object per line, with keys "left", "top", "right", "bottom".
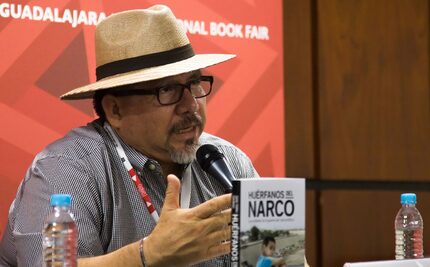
{"left": 170, "top": 113, "right": 203, "bottom": 134}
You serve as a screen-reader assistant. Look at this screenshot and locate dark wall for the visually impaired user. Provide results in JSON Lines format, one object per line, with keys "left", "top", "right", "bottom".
{"left": 283, "top": 0, "right": 430, "bottom": 266}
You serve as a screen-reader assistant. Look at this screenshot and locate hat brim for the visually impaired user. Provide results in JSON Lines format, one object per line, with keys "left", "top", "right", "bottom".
{"left": 60, "top": 54, "right": 235, "bottom": 100}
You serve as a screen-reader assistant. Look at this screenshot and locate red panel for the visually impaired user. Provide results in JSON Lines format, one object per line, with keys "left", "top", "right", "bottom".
{"left": 0, "top": 139, "right": 34, "bottom": 230}
{"left": 0, "top": 0, "right": 284, "bottom": 224}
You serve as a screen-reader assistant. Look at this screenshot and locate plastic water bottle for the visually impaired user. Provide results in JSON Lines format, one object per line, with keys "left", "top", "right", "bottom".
{"left": 395, "top": 193, "right": 423, "bottom": 259}
{"left": 42, "top": 194, "right": 78, "bottom": 267}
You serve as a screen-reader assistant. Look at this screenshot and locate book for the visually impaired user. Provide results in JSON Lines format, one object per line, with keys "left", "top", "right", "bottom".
{"left": 231, "top": 177, "right": 306, "bottom": 267}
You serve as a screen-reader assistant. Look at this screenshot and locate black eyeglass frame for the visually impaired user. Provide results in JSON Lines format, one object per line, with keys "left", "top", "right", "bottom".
{"left": 109, "top": 75, "right": 214, "bottom": 106}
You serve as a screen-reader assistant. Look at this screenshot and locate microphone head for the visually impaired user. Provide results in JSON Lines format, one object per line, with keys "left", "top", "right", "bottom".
{"left": 196, "top": 143, "right": 234, "bottom": 193}
{"left": 196, "top": 144, "right": 224, "bottom": 171}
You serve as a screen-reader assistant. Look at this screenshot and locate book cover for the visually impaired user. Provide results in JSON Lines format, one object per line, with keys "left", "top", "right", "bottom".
{"left": 231, "top": 177, "right": 306, "bottom": 267}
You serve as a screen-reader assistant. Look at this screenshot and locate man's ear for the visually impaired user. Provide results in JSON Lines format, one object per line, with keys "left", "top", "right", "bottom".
{"left": 102, "top": 94, "right": 122, "bottom": 128}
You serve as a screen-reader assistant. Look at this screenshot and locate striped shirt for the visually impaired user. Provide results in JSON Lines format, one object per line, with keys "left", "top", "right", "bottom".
{"left": 0, "top": 119, "right": 258, "bottom": 267}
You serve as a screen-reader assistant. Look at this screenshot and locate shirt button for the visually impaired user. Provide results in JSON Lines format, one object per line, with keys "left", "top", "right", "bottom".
{"left": 148, "top": 164, "right": 156, "bottom": 171}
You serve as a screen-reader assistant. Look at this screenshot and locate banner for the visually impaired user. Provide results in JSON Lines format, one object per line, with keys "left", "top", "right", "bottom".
{"left": 0, "top": 0, "right": 284, "bottom": 232}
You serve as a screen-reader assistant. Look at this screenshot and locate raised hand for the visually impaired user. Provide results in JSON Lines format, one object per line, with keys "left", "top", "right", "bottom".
{"left": 144, "top": 174, "right": 232, "bottom": 267}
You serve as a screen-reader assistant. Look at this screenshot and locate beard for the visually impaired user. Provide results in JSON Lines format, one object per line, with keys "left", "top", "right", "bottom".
{"left": 168, "top": 112, "right": 204, "bottom": 164}
{"left": 169, "top": 138, "right": 200, "bottom": 164}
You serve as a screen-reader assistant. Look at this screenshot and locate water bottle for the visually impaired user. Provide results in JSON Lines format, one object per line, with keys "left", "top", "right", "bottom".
{"left": 42, "top": 194, "right": 78, "bottom": 267}
{"left": 395, "top": 193, "right": 423, "bottom": 259}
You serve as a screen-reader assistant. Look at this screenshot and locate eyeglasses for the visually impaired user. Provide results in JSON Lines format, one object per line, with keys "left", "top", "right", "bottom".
{"left": 110, "top": 75, "right": 214, "bottom": 105}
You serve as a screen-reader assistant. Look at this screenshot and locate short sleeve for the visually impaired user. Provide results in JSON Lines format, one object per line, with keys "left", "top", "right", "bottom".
{"left": 256, "top": 255, "right": 273, "bottom": 267}
{"left": 8, "top": 154, "right": 106, "bottom": 266}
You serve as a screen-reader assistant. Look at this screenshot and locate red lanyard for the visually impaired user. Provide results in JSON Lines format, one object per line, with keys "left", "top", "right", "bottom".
{"left": 104, "top": 123, "right": 160, "bottom": 222}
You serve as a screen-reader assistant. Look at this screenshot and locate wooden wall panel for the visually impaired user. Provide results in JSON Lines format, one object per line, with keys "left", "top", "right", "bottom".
{"left": 284, "top": 0, "right": 315, "bottom": 178}
{"left": 317, "top": 0, "right": 430, "bottom": 180}
{"left": 305, "top": 190, "right": 317, "bottom": 267}
{"left": 284, "top": 0, "right": 318, "bottom": 265}
{"left": 320, "top": 191, "right": 430, "bottom": 266}
{"left": 284, "top": 0, "right": 430, "bottom": 266}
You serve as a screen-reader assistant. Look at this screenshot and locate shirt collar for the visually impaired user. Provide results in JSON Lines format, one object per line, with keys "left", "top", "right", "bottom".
{"left": 99, "top": 120, "right": 190, "bottom": 175}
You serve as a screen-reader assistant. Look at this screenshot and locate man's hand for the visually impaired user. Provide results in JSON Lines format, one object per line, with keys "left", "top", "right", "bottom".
{"left": 144, "top": 174, "right": 232, "bottom": 267}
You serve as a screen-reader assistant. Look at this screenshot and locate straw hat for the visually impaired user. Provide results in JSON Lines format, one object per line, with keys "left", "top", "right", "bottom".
{"left": 60, "top": 5, "right": 235, "bottom": 100}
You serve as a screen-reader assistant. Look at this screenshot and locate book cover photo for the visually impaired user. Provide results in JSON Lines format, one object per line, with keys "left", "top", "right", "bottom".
{"left": 231, "top": 178, "right": 306, "bottom": 267}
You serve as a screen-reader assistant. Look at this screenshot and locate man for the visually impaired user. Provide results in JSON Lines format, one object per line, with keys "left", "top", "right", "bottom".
{"left": 0, "top": 5, "right": 258, "bottom": 267}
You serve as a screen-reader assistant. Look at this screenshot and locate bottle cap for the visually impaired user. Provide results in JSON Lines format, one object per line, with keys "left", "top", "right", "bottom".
{"left": 50, "top": 194, "right": 72, "bottom": 207}
{"left": 400, "top": 193, "right": 416, "bottom": 204}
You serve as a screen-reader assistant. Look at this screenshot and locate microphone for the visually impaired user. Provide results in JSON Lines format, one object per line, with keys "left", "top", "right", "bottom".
{"left": 196, "top": 144, "right": 234, "bottom": 193}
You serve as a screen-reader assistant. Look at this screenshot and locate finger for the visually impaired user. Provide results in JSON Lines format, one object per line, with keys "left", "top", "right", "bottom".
{"left": 205, "top": 225, "right": 232, "bottom": 244}
{"left": 203, "top": 209, "right": 231, "bottom": 232}
{"left": 162, "top": 174, "right": 181, "bottom": 211}
{"left": 206, "top": 241, "right": 231, "bottom": 259}
{"left": 192, "top": 193, "right": 231, "bottom": 219}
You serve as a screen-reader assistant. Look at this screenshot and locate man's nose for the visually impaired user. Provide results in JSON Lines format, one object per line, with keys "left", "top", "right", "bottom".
{"left": 176, "top": 87, "right": 198, "bottom": 113}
